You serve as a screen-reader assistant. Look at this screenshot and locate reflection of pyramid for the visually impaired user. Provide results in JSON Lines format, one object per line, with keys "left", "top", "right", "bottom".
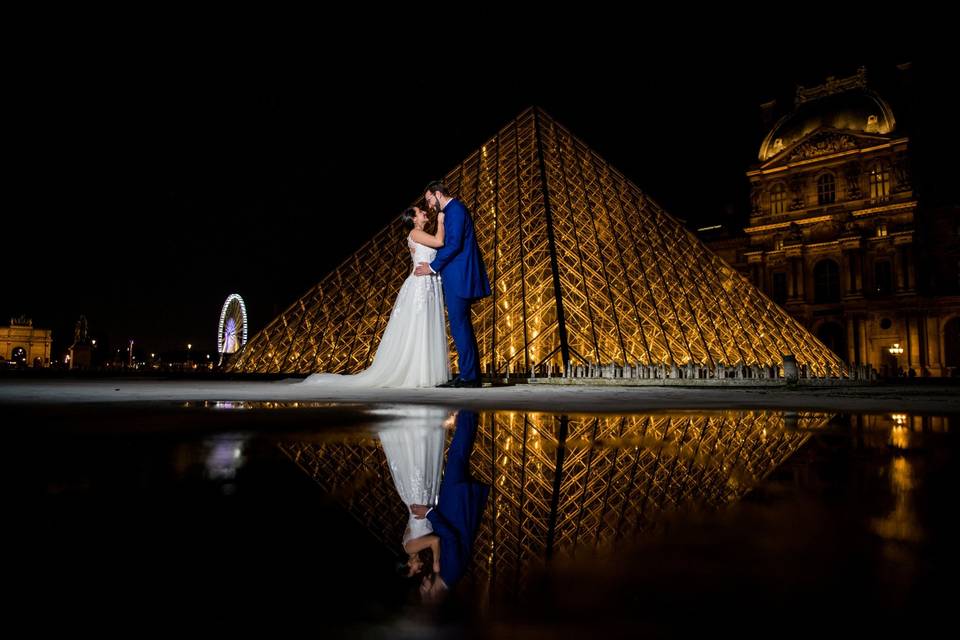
{"left": 229, "top": 107, "right": 846, "bottom": 376}
{"left": 280, "top": 409, "right": 833, "bottom": 599}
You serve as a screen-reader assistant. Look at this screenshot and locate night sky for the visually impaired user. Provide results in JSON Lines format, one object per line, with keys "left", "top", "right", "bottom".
{"left": 6, "top": 45, "right": 947, "bottom": 361}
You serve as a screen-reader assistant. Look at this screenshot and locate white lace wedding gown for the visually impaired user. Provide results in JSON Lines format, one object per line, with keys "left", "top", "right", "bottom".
{"left": 372, "top": 406, "right": 450, "bottom": 549}
{"left": 300, "top": 234, "right": 451, "bottom": 388}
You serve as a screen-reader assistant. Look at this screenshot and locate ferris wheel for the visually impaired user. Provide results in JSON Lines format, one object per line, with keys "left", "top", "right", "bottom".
{"left": 218, "top": 294, "right": 248, "bottom": 364}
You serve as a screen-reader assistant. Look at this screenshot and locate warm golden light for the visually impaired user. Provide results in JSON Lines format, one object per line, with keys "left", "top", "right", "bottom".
{"left": 228, "top": 108, "right": 849, "bottom": 378}
{"left": 889, "top": 425, "right": 910, "bottom": 450}
{"left": 278, "top": 409, "right": 834, "bottom": 598}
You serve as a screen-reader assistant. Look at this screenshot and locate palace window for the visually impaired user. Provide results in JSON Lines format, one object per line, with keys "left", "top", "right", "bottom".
{"left": 875, "top": 259, "right": 893, "bottom": 294}
{"left": 817, "top": 173, "right": 836, "bottom": 205}
{"left": 770, "top": 183, "right": 787, "bottom": 214}
{"left": 869, "top": 162, "right": 891, "bottom": 200}
{"left": 813, "top": 259, "right": 841, "bottom": 303}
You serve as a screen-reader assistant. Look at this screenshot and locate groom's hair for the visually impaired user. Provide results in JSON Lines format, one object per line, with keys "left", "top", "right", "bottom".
{"left": 424, "top": 181, "right": 452, "bottom": 197}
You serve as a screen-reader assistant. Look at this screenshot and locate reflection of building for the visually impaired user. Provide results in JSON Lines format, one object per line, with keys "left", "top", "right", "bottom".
{"left": 1, "top": 315, "right": 52, "bottom": 367}
{"left": 280, "top": 409, "right": 832, "bottom": 599}
{"left": 701, "top": 65, "right": 960, "bottom": 376}
{"left": 231, "top": 107, "right": 847, "bottom": 378}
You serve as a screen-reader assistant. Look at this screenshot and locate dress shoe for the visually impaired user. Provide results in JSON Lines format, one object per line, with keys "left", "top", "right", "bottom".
{"left": 436, "top": 376, "right": 461, "bottom": 388}
{"left": 452, "top": 378, "right": 482, "bottom": 388}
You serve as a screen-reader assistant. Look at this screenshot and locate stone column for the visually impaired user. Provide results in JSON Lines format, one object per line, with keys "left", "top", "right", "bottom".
{"left": 911, "top": 313, "right": 922, "bottom": 370}
{"left": 787, "top": 258, "right": 796, "bottom": 298}
{"left": 926, "top": 315, "right": 943, "bottom": 376}
{"left": 854, "top": 251, "right": 864, "bottom": 292}
{"left": 846, "top": 316, "right": 858, "bottom": 365}
{"left": 794, "top": 257, "right": 806, "bottom": 299}
{"left": 859, "top": 317, "right": 869, "bottom": 368}
{"left": 842, "top": 249, "right": 862, "bottom": 295}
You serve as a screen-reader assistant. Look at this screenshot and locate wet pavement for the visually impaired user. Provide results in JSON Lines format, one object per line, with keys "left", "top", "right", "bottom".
{"left": 12, "top": 397, "right": 958, "bottom": 636}
{"left": 2, "top": 376, "right": 960, "bottom": 413}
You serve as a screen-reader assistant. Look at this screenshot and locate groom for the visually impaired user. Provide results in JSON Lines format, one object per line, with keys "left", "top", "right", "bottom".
{"left": 410, "top": 409, "right": 489, "bottom": 598}
{"left": 414, "top": 181, "right": 491, "bottom": 388}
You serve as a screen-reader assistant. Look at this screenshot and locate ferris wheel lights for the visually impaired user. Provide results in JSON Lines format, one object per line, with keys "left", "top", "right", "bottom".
{"left": 218, "top": 294, "right": 249, "bottom": 355}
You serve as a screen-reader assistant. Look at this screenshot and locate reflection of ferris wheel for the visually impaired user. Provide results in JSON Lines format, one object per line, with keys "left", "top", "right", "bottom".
{"left": 218, "top": 294, "right": 248, "bottom": 365}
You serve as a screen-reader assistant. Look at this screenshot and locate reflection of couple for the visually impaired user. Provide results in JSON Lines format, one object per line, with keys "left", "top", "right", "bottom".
{"left": 379, "top": 408, "right": 489, "bottom": 601}
{"left": 300, "top": 181, "right": 491, "bottom": 389}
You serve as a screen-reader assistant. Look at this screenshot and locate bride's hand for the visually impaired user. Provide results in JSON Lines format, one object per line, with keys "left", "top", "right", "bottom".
{"left": 437, "top": 211, "right": 445, "bottom": 224}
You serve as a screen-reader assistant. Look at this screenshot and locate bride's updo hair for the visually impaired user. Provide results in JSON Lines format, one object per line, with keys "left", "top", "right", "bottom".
{"left": 395, "top": 546, "right": 435, "bottom": 579}
{"left": 400, "top": 207, "right": 417, "bottom": 231}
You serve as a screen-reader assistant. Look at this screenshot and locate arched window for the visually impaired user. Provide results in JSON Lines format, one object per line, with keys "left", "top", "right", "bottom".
{"left": 869, "top": 162, "right": 891, "bottom": 200}
{"left": 770, "top": 183, "right": 787, "bottom": 214}
{"left": 813, "top": 259, "right": 841, "bottom": 303}
{"left": 817, "top": 173, "right": 836, "bottom": 205}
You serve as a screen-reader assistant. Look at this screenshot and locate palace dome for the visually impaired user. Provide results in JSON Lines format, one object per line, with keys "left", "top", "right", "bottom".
{"left": 759, "top": 88, "right": 896, "bottom": 162}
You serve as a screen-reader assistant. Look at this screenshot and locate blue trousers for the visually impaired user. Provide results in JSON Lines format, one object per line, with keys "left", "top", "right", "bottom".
{"left": 446, "top": 293, "right": 481, "bottom": 382}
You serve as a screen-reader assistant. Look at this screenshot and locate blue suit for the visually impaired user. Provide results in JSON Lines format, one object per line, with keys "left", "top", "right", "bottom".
{"left": 426, "top": 410, "right": 489, "bottom": 589}
{"left": 429, "top": 198, "right": 491, "bottom": 382}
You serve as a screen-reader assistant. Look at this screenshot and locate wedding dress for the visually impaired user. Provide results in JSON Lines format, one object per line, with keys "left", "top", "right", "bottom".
{"left": 372, "top": 406, "right": 451, "bottom": 549}
{"left": 299, "top": 234, "right": 451, "bottom": 388}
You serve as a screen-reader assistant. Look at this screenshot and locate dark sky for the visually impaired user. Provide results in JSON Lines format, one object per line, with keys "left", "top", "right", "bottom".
{"left": 6, "top": 44, "right": 946, "bottom": 360}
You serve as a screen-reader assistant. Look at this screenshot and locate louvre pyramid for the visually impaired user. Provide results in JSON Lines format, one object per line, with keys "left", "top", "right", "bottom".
{"left": 279, "top": 409, "right": 833, "bottom": 598}
{"left": 228, "top": 107, "right": 846, "bottom": 377}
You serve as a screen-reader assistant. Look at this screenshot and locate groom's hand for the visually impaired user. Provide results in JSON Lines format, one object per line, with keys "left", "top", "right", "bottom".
{"left": 410, "top": 504, "right": 429, "bottom": 518}
{"left": 414, "top": 262, "right": 434, "bottom": 276}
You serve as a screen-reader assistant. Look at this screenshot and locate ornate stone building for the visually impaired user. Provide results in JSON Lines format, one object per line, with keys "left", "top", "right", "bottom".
{"left": 1, "top": 315, "right": 52, "bottom": 367}
{"left": 704, "top": 65, "right": 960, "bottom": 377}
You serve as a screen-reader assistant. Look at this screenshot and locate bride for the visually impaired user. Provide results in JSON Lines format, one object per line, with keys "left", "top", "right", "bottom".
{"left": 300, "top": 206, "right": 450, "bottom": 388}
{"left": 372, "top": 406, "right": 452, "bottom": 579}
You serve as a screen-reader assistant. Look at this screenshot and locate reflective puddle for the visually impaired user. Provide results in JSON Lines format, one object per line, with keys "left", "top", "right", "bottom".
{"left": 24, "top": 403, "right": 957, "bottom": 634}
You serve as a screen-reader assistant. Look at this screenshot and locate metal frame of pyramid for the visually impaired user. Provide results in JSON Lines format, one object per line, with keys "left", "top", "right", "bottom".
{"left": 228, "top": 107, "right": 847, "bottom": 377}
{"left": 279, "top": 410, "right": 832, "bottom": 598}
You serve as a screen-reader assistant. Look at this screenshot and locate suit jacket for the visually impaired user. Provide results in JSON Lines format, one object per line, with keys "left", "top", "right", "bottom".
{"left": 429, "top": 199, "right": 492, "bottom": 301}
{"left": 426, "top": 410, "right": 489, "bottom": 588}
